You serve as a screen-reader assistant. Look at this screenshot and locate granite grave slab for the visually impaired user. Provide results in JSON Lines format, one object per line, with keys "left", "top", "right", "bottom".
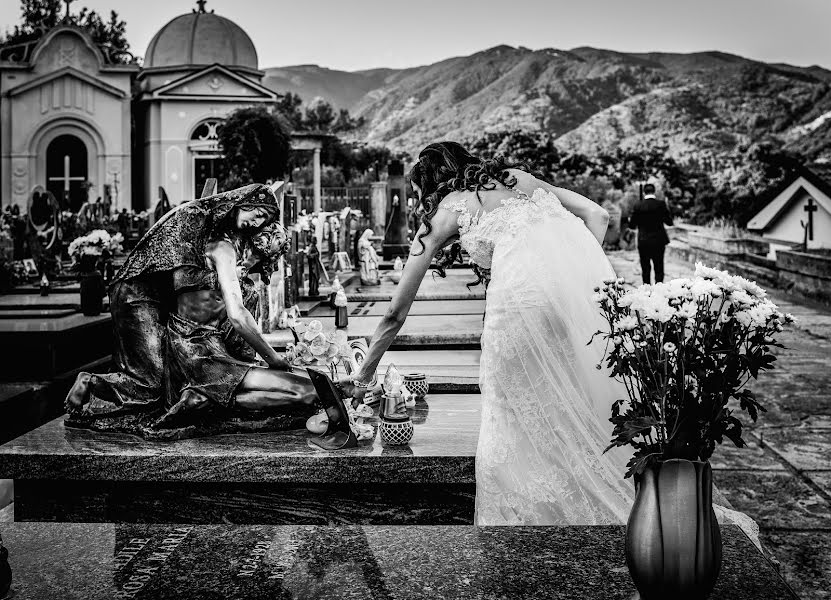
{"left": 0, "top": 395, "right": 482, "bottom": 524}
{"left": 0, "top": 313, "right": 112, "bottom": 380}
{"left": 0, "top": 522, "right": 795, "bottom": 600}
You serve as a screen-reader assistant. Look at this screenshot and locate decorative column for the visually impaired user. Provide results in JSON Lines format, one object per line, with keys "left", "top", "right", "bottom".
{"left": 313, "top": 147, "right": 322, "bottom": 214}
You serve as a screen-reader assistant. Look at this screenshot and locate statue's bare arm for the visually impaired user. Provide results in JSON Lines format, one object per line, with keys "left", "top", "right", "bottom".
{"left": 207, "top": 240, "right": 289, "bottom": 370}
{"left": 508, "top": 169, "right": 610, "bottom": 243}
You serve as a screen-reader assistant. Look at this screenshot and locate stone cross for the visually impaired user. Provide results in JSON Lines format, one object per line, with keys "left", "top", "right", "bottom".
{"left": 47, "top": 154, "right": 86, "bottom": 196}
{"left": 804, "top": 196, "right": 818, "bottom": 241}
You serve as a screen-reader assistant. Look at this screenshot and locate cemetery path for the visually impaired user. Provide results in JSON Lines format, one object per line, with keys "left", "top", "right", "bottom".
{"left": 608, "top": 250, "right": 831, "bottom": 600}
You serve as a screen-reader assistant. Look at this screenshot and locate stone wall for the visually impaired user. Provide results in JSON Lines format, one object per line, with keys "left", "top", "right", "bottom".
{"left": 776, "top": 250, "right": 831, "bottom": 303}
{"left": 668, "top": 235, "right": 831, "bottom": 305}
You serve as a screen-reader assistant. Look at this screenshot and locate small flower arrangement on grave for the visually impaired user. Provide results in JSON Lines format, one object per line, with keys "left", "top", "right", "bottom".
{"left": 592, "top": 262, "right": 794, "bottom": 478}
{"left": 292, "top": 319, "right": 376, "bottom": 441}
{"left": 67, "top": 229, "right": 123, "bottom": 262}
{"left": 286, "top": 320, "right": 351, "bottom": 378}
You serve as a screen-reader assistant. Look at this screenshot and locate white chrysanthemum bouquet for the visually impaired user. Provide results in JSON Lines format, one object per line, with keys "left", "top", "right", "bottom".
{"left": 67, "top": 229, "right": 124, "bottom": 260}
{"left": 592, "top": 263, "right": 794, "bottom": 478}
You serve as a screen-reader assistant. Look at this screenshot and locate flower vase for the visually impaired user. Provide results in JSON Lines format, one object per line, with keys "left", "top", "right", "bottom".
{"left": 626, "top": 459, "right": 722, "bottom": 600}
{"left": 78, "top": 254, "right": 105, "bottom": 317}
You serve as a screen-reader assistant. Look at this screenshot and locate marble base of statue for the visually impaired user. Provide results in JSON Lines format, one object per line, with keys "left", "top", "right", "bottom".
{"left": 65, "top": 408, "right": 314, "bottom": 441}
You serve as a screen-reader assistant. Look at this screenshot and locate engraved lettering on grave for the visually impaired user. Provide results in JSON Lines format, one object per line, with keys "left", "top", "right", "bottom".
{"left": 113, "top": 537, "right": 151, "bottom": 571}
{"left": 115, "top": 527, "right": 193, "bottom": 598}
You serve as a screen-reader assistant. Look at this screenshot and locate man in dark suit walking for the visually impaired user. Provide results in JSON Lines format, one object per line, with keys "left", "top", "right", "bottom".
{"left": 628, "top": 180, "right": 673, "bottom": 284}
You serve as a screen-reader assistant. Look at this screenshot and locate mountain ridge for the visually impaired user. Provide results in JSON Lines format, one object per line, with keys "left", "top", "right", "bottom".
{"left": 260, "top": 45, "right": 831, "bottom": 176}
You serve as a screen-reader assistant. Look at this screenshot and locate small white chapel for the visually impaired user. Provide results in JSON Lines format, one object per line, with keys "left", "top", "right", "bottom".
{"left": 747, "top": 164, "right": 831, "bottom": 253}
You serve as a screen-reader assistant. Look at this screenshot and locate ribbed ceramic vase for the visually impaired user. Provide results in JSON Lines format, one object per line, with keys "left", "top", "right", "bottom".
{"left": 626, "top": 459, "right": 722, "bottom": 600}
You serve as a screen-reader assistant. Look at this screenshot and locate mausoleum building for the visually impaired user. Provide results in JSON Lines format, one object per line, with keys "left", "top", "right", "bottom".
{"left": 0, "top": 1, "right": 279, "bottom": 210}
{"left": 135, "top": 3, "right": 277, "bottom": 206}
{"left": 0, "top": 25, "right": 137, "bottom": 211}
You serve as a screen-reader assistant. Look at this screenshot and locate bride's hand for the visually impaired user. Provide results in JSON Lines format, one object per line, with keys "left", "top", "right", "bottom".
{"left": 336, "top": 377, "right": 367, "bottom": 402}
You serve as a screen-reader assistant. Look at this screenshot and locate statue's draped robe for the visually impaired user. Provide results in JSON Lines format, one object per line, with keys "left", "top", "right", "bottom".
{"left": 85, "top": 184, "right": 278, "bottom": 416}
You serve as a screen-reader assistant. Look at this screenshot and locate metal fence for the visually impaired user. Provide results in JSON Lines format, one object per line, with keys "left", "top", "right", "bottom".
{"left": 295, "top": 187, "right": 372, "bottom": 215}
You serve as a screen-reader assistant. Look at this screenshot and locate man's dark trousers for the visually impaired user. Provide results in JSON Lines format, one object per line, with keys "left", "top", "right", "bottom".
{"left": 639, "top": 241, "right": 666, "bottom": 284}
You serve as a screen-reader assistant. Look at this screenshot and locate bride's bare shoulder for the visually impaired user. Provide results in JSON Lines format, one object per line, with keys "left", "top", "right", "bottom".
{"left": 437, "top": 190, "right": 473, "bottom": 211}
{"left": 506, "top": 168, "right": 550, "bottom": 189}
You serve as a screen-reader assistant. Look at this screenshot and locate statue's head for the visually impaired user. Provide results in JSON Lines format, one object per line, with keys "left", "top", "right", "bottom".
{"left": 250, "top": 223, "right": 289, "bottom": 259}
{"left": 235, "top": 204, "right": 279, "bottom": 232}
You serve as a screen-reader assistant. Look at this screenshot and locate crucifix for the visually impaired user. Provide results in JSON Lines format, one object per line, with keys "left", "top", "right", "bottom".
{"left": 48, "top": 154, "right": 86, "bottom": 207}
{"left": 804, "top": 196, "right": 818, "bottom": 241}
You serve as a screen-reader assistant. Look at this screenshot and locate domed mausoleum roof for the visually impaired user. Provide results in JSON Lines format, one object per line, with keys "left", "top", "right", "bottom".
{"left": 144, "top": 1, "right": 258, "bottom": 70}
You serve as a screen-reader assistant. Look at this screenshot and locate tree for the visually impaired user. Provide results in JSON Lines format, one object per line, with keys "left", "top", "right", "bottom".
{"left": 275, "top": 92, "right": 303, "bottom": 130}
{"left": 0, "top": 0, "right": 137, "bottom": 64}
{"left": 302, "top": 97, "right": 336, "bottom": 132}
{"left": 217, "top": 107, "right": 291, "bottom": 190}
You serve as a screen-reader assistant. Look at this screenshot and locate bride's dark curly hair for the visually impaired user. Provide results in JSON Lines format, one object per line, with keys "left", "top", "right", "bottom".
{"left": 409, "top": 141, "right": 523, "bottom": 286}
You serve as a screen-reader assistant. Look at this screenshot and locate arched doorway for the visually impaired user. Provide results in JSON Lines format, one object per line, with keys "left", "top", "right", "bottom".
{"left": 46, "top": 134, "right": 88, "bottom": 211}
{"left": 190, "top": 119, "right": 226, "bottom": 198}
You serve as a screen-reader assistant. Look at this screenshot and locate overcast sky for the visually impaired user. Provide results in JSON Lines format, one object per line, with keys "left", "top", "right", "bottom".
{"left": 1, "top": 0, "right": 829, "bottom": 72}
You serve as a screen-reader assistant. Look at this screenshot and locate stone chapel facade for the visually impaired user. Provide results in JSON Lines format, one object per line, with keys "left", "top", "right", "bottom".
{"left": 0, "top": 2, "right": 278, "bottom": 211}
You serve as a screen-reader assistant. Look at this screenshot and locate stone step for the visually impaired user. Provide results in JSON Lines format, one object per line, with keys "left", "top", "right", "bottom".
{"left": 0, "top": 394, "right": 480, "bottom": 525}
{"left": 344, "top": 269, "right": 484, "bottom": 302}
{"left": 311, "top": 299, "right": 486, "bottom": 317}
{"left": 265, "top": 314, "right": 483, "bottom": 349}
{"left": 0, "top": 522, "right": 794, "bottom": 599}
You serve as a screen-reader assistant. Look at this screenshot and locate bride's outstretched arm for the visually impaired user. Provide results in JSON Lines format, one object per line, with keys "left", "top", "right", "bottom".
{"left": 348, "top": 207, "right": 459, "bottom": 391}
{"left": 509, "top": 169, "right": 610, "bottom": 243}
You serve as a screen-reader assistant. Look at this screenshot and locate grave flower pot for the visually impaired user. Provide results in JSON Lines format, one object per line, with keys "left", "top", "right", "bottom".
{"left": 626, "top": 459, "right": 722, "bottom": 600}
{"left": 78, "top": 253, "right": 105, "bottom": 317}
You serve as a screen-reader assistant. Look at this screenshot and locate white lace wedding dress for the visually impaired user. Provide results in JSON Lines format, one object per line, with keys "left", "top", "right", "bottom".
{"left": 443, "top": 186, "right": 761, "bottom": 541}
{"left": 443, "top": 186, "right": 636, "bottom": 525}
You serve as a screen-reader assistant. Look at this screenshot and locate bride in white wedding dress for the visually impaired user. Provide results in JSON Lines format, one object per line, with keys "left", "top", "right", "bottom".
{"left": 341, "top": 141, "right": 636, "bottom": 525}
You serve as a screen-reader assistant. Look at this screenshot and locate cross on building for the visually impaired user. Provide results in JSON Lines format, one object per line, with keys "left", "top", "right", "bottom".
{"left": 48, "top": 154, "right": 86, "bottom": 197}
{"left": 804, "top": 196, "right": 818, "bottom": 241}
{"left": 63, "top": 0, "right": 74, "bottom": 20}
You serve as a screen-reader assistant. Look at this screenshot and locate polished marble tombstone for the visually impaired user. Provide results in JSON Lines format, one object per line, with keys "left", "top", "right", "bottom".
{"left": 0, "top": 395, "right": 481, "bottom": 524}
{"left": 0, "top": 522, "right": 796, "bottom": 599}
